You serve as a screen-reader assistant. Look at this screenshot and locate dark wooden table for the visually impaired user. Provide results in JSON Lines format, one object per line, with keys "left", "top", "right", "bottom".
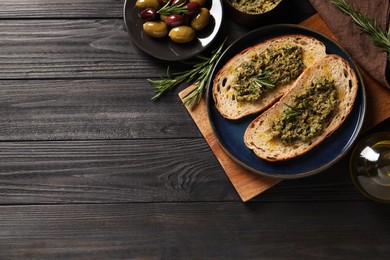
{"left": 1, "top": 0, "right": 389, "bottom": 259}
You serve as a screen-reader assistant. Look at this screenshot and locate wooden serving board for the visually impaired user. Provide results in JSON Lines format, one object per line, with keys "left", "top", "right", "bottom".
{"left": 179, "top": 14, "right": 390, "bottom": 202}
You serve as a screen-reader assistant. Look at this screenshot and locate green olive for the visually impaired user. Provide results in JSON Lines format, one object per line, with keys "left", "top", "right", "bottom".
{"left": 189, "top": 0, "right": 207, "bottom": 7}
{"left": 143, "top": 21, "right": 168, "bottom": 38}
{"left": 190, "top": 7, "right": 210, "bottom": 31}
{"left": 168, "top": 26, "right": 195, "bottom": 43}
{"left": 135, "top": 0, "right": 160, "bottom": 10}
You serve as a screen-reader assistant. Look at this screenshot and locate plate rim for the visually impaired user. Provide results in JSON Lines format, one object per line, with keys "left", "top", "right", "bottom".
{"left": 206, "top": 24, "right": 367, "bottom": 179}
{"left": 123, "top": 0, "right": 224, "bottom": 61}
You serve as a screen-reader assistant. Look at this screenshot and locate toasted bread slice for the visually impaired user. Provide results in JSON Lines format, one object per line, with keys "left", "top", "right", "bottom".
{"left": 244, "top": 54, "right": 358, "bottom": 161}
{"left": 212, "top": 34, "right": 327, "bottom": 120}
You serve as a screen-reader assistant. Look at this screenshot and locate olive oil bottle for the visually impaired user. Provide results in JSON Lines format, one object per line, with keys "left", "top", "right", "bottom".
{"left": 350, "top": 133, "right": 390, "bottom": 203}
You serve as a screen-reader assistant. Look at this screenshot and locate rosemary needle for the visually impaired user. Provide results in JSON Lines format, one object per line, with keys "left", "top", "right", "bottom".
{"left": 148, "top": 39, "right": 226, "bottom": 108}
{"left": 331, "top": 0, "right": 390, "bottom": 54}
{"left": 157, "top": 2, "right": 189, "bottom": 16}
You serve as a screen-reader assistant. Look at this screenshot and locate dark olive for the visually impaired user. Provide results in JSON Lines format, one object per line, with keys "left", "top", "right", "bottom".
{"left": 139, "top": 8, "right": 157, "bottom": 21}
{"left": 185, "top": 2, "right": 200, "bottom": 15}
{"left": 189, "top": 0, "right": 206, "bottom": 7}
{"left": 165, "top": 14, "right": 184, "bottom": 27}
{"left": 190, "top": 7, "right": 210, "bottom": 31}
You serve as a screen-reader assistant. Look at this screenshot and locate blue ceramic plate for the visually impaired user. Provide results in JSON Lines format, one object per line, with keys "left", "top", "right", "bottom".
{"left": 206, "top": 24, "right": 366, "bottom": 179}
{"left": 123, "top": 0, "right": 223, "bottom": 61}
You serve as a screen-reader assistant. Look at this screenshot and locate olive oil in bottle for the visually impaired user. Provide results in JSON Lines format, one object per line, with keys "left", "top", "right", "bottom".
{"left": 350, "top": 133, "right": 390, "bottom": 202}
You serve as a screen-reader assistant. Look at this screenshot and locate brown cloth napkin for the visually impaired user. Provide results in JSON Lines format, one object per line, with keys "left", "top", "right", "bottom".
{"left": 309, "top": 0, "right": 390, "bottom": 89}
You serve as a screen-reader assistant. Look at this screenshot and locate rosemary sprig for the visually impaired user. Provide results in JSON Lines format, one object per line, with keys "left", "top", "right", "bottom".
{"left": 284, "top": 103, "right": 304, "bottom": 119}
{"left": 148, "top": 39, "right": 226, "bottom": 108}
{"left": 252, "top": 74, "right": 275, "bottom": 90}
{"left": 149, "top": 67, "right": 190, "bottom": 101}
{"left": 331, "top": 0, "right": 390, "bottom": 54}
{"left": 157, "top": 2, "right": 188, "bottom": 16}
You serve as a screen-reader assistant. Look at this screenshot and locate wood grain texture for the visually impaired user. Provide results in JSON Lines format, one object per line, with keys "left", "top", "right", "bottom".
{"left": 0, "top": 139, "right": 236, "bottom": 203}
{"left": 0, "top": 19, "right": 169, "bottom": 79}
{"left": 0, "top": 202, "right": 389, "bottom": 259}
{"left": 0, "top": 138, "right": 369, "bottom": 204}
{"left": 0, "top": 0, "right": 125, "bottom": 18}
{"left": 0, "top": 79, "right": 200, "bottom": 140}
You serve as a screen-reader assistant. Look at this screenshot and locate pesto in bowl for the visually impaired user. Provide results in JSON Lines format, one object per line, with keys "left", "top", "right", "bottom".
{"left": 230, "top": 0, "right": 282, "bottom": 15}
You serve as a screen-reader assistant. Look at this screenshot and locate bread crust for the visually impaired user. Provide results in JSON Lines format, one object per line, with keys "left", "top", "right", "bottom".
{"left": 212, "top": 34, "right": 327, "bottom": 120}
{"left": 244, "top": 54, "right": 359, "bottom": 161}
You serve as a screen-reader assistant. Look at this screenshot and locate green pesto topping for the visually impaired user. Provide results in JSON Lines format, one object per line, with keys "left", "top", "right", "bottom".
{"left": 271, "top": 78, "right": 338, "bottom": 144}
{"left": 232, "top": 45, "right": 303, "bottom": 102}
{"left": 230, "top": 0, "right": 282, "bottom": 15}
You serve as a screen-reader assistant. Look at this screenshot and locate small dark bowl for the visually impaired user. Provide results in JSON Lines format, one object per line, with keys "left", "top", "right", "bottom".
{"left": 222, "top": 0, "right": 286, "bottom": 27}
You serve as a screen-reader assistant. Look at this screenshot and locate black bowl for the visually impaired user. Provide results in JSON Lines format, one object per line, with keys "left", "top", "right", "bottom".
{"left": 123, "top": 0, "right": 224, "bottom": 61}
{"left": 222, "top": 0, "right": 286, "bottom": 27}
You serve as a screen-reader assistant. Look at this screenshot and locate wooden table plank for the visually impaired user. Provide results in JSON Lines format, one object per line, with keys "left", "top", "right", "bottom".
{"left": 0, "top": 139, "right": 234, "bottom": 203}
{"left": 0, "top": 202, "right": 389, "bottom": 259}
{"left": 0, "top": 0, "right": 125, "bottom": 18}
{"left": 0, "top": 138, "right": 369, "bottom": 204}
{"left": 0, "top": 19, "right": 170, "bottom": 79}
{"left": 0, "top": 79, "right": 202, "bottom": 140}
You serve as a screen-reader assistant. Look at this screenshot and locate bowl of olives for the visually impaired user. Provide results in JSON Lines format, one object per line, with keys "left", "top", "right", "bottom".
{"left": 222, "top": 0, "right": 286, "bottom": 27}
{"left": 124, "top": 0, "right": 223, "bottom": 61}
